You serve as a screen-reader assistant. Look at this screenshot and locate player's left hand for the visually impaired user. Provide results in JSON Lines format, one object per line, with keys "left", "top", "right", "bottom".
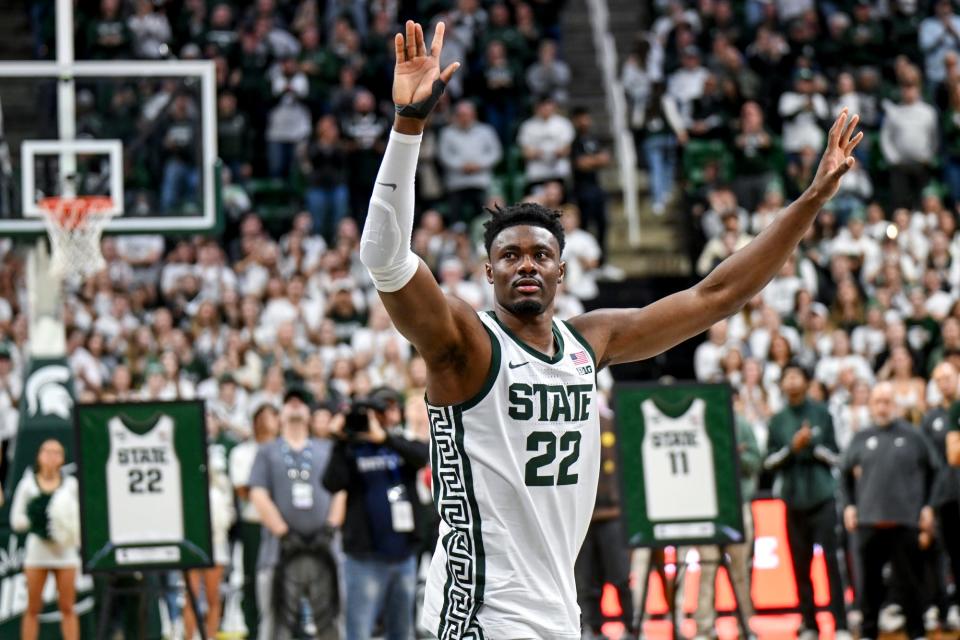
{"left": 810, "top": 108, "right": 863, "bottom": 201}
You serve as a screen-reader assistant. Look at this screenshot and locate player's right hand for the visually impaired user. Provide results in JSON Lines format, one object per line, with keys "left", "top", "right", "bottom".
{"left": 393, "top": 21, "right": 460, "bottom": 113}
{"left": 809, "top": 108, "right": 863, "bottom": 202}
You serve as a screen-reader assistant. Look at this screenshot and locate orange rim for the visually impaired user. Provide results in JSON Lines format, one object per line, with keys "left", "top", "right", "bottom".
{"left": 38, "top": 196, "right": 114, "bottom": 230}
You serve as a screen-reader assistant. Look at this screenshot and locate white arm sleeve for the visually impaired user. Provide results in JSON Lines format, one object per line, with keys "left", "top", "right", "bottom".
{"left": 360, "top": 129, "right": 422, "bottom": 293}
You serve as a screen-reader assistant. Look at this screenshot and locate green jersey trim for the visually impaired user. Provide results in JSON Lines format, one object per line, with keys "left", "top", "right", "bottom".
{"left": 424, "top": 321, "right": 501, "bottom": 413}
{"left": 116, "top": 412, "right": 165, "bottom": 436}
{"left": 485, "top": 311, "right": 565, "bottom": 364}
{"left": 429, "top": 404, "right": 486, "bottom": 639}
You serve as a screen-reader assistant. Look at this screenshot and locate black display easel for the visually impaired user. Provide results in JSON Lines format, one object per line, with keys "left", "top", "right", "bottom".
{"left": 634, "top": 546, "right": 751, "bottom": 640}
{"left": 95, "top": 570, "right": 206, "bottom": 640}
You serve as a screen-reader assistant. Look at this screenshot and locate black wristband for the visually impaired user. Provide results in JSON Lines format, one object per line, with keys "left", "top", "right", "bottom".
{"left": 395, "top": 79, "right": 447, "bottom": 119}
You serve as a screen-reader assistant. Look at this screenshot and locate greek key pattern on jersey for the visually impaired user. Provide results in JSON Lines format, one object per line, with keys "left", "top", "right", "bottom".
{"left": 429, "top": 405, "right": 485, "bottom": 640}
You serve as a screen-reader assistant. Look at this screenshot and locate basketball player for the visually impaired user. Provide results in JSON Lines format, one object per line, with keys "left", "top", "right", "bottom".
{"left": 361, "top": 20, "right": 862, "bottom": 640}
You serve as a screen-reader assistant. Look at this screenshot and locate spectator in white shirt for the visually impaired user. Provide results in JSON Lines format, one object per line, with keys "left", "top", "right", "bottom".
{"left": 265, "top": 55, "right": 312, "bottom": 178}
{"left": 851, "top": 306, "right": 888, "bottom": 365}
{"left": 880, "top": 72, "right": 939, "bottom": 210}
{"left": 814, "top": 329, "right": 875, "bottom": 391}
{"left": 438, "top": 258, "right": 485, "bottom": 309}
{"left": 697, "top": 210, "right": 753, "bottom": 276}
{"left": 196, "top": 242, "right": 238, "bottom": 303}
{"left": 116, "top": 234, "right": 164, "bottom": 287}
{"left": 211, "top": 374, "right": 250, "bottom": 439}
{"left": 67, "top": 328, "right": 102, "bottom": 397}
{"left": 701, "top": 186, "right": 749, "bottom": 240}
{"left": 778, "top": 68, "right": 829, "bottom": 154}
{"left": 161, "top": 241, "right": 198, "bottom": 298}
{"left": 517, "top": 96, "right": 576, "bottom": 189}
{"left": 351, "top": 303, "right": 411, "bottom": 366}
{"left": 229, "top": 403, "right": 279, "bottom": 638}
{"left": 262, "top": 275, "right": 322, "bottom": 336}
{"left": 667, "top": 45, "right": 709, "bottom": 120}
{"left": 0, "top": 345, "right": 21, "bottom": 444}
{"left": 763, "top": 254, "right": 806, "bottom": 317}
{"left": 559, "top": 205, "right": 602, "bottom": 301}
{"left": 651, "top": 0, "right": 701, "bottom": 43}
{"left": 749, "top": 306, "right": 801, "bottom": 361}
{"left": 922, "top": 269, "right": 955, "bottom": 319}
{"left": 694, "top": 320, "right": 731, "bottom": 382}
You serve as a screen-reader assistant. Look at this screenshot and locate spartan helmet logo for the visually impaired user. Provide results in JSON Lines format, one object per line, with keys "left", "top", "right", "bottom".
{"left": 25, "top": 365, "right": 73, "bottom": 420}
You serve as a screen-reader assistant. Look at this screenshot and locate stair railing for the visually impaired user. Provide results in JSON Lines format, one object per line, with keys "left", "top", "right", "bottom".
{"left": 583, "top": 0, "right": 640, "bottom": 246}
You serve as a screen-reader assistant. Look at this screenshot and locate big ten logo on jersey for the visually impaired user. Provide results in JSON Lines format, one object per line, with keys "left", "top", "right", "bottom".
{"left": 570, "top": 349, "right": 592, "bottom": 376}
{"left": 508, "top": 383, "right": 593, "bottom": 423}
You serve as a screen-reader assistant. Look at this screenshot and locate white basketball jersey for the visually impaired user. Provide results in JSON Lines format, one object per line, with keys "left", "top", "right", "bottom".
{"left": 641, "top": 398, "right": 718, "bottom": 521}
{"left": 422, "top": 312, "right": 600, "bottom": 640}
{"left": 106, "top": 415, "right": 184, "bottom": 544}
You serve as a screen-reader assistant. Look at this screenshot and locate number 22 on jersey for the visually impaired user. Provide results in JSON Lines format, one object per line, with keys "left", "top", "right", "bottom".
{"left": 524, "top": 430, "right": 582, "bottom": 486}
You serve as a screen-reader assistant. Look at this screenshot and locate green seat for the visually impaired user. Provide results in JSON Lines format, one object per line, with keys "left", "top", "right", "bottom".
{"left": 245, "top": 178, "right": 299, "bottom": 234}
{"left": 683, "top": 140, "right": 732, "bottom": 190}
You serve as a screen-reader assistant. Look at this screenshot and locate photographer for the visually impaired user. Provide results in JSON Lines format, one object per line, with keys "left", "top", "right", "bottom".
{"left": 322, "top": 387, "right": 429, "bottom": 640}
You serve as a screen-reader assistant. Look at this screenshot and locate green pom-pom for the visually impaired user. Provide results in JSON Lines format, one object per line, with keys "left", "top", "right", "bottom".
{"left": 26, "top": 494, "right": 53, "bottom": 541}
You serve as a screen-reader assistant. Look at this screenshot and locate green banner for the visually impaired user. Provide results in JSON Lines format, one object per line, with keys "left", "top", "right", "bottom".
{"left": 614, "top": 383, "right": 744, "bottom": 547}
{"left": 74, "top": 400, "right": 212, "bottom": 572}
{"left": 0, "top": 357, "right": 95, "bottom": 638}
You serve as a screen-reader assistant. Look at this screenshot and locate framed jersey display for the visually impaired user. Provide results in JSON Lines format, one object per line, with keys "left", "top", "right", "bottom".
{"left": 615, "top": 383, "right": 744, "bottom": 547}
{"left": 74, "top": 400, "right": 213, "bottom": 572}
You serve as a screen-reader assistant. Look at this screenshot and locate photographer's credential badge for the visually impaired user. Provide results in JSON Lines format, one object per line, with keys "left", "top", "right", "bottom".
{"left": 292, "top": 481, "right": 314, "bottom": 510}
{"left": 388, "top": 485, "right": 414, "bottom": 532}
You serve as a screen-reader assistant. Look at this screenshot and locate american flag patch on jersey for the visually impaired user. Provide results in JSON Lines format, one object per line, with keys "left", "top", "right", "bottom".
{"left": 570, "top": 350, "right": 590, "bottom": 366}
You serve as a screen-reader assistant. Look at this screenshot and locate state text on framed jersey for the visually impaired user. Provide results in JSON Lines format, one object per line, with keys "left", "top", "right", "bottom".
{"left": 74, "top": 400, "right": 213, "bottom": 572}
{"left": 615, "top": 383, "right": 744, "bottom": 547}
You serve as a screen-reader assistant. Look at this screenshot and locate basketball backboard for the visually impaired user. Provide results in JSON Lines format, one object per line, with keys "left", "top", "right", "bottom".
{"left": 0, "top": 60, "right": 220, "bottom": 236}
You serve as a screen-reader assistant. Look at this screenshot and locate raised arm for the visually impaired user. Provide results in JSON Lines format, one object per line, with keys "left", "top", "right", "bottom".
{"left": 359, "top": 21, "right": 490, "bottom": 404}
{"left": 570, "top": 110, "right": 862, "bottom": 368}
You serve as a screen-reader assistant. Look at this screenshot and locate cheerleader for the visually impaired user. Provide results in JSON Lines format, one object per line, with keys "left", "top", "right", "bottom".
{"left": 10, "top": 439, "right": 80, "bottom": 640}
{"left": 183, "top": 415, "right": 236, "bottom": 640}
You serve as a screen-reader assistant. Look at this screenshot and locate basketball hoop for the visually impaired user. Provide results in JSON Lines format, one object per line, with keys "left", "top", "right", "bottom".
{"left": 37, "top": 196, "right": 116, "bottom": 281}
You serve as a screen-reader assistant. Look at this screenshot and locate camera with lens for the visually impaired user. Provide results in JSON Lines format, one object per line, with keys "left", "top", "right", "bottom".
{"left": 342, "top": 395, "right": 389, "bottom": 435}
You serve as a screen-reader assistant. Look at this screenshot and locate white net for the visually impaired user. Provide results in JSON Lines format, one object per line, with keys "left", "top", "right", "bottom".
{"left": 38, "top": 197, "right": 115, "bottom": 281}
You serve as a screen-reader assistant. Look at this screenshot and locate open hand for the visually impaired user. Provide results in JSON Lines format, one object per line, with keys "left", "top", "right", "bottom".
{"left": 810, "top": 109, "right": 863, "bottom": 201}
{"left": 393, "top": 21, "right": 460, "bottom": 112}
